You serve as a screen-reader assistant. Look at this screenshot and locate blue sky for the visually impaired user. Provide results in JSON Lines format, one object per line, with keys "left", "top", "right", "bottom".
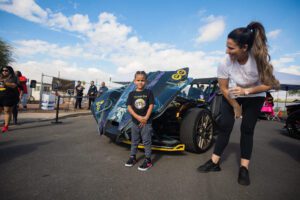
{"left": 0, "top": 0, "right": 299, "bottom": 84}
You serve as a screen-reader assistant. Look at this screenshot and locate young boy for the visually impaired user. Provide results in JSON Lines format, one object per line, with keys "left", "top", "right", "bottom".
{"left": 125, "top": 71, "right": 154, "bottom": 171}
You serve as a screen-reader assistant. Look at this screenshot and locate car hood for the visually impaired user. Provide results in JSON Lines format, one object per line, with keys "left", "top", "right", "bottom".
{"left": 91, "top": 87, "right": 126, "bottom": 134}
{"left": 107, "top": 68, "right": 192, "bottom": 131}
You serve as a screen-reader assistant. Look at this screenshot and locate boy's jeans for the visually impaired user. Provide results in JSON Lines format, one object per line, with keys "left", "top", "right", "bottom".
{"left": 130, "top": 123, "right": 152, "bottom": 158}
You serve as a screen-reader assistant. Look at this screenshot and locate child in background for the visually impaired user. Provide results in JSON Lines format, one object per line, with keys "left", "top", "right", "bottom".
{"left": 125, "top": 71, "right": 154, "bottom": 171}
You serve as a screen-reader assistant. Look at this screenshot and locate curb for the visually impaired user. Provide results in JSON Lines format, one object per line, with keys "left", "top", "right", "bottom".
{"left": 16, "top": 112, "right": 92, "bottom": 125}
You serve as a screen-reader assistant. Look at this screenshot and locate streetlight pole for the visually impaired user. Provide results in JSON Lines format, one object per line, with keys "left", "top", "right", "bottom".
{"left": 39, "top": 73, "right": 44, "bottom": 109}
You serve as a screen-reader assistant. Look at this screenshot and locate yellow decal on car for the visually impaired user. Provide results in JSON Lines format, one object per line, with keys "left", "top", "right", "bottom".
{"left": 96, "top": 100, "right": 105, "bottom": 111}
{"left": 171, "top": 69, "right": 187, "bottom": 81}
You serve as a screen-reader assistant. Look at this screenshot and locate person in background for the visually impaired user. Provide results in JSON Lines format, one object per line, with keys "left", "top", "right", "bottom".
{"left": 74, "top": 81, "right": 85, "bottom": 109}
{"left": 265, "top": 92, "right": 274, "bottom": 107}
{"left": 12, "top": 71, "right": 23, "bottom": 125}
{"left": 98, "top": 82, "right": 108, "bottom": 97}
{"left": 0, "top": 66, "right": 19, "bottom": 132}
{"left": 197, "top": 21, "right": 280, "bottom": 186}
{"left": 16, "top": 71, "right": 28, "bottom": 109}
{"left": 87, "top": 81, "right": 97, "bottom": 109}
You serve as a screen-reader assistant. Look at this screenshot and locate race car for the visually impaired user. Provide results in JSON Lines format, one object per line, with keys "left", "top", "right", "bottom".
{"left": 91, "top": 68, "right": 220, "bottom": 153}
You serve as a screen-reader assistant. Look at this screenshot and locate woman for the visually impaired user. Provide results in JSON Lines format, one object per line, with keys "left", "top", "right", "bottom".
{"left": 197, "top": 22, "right": 280, "bottom": 186}
{"left": 0, "top": 66, "right": 18, "bottom": 132}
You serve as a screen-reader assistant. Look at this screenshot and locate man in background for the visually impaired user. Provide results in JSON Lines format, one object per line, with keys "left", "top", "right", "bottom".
{"left": 98, "top": 82, "right": 108, "bottom": 97}
{"left": 75, "top": 81, "right": 85, "bottom": 109}
{"left": 87, "top": 81, "right": 97, "bottom": 109}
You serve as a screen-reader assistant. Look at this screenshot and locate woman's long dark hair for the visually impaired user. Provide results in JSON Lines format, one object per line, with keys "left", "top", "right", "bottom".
{"left": 228, "top": 21, "right": 280, "bottom": 89}
{"left": 1, "top": 65, "right": 16, "bottom": 79}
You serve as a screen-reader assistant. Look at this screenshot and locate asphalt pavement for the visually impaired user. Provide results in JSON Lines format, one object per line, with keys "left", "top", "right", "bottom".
{"left": 0, "top": 115, "right": 299, "bottom": 200}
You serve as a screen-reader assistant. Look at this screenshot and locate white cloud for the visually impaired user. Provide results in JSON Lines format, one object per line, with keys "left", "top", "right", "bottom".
{"left": 14, "top": 40, "right": 102, "bottom": 60}
{"left": 272, "top": 53, "right": 300, "bottom": 75}
{"left": 0, "top": 1, "right": 243, "bottom": 81}
{"left": 267, "top": 29, "right": 282, "bottom": 39}
{"left": 47, "top": 12, "right": 70, "bottom": 29}
{"left": 0, "top": 0, "right": 47, "bottom": 23}
{"left": 69, "top": 14, "right": 92, "bottom": 32}
{"left": 196, "top": 15, "right": 226, "bottom": 43}
{"left": 278, "top": 65, "right": 300, "bottom": 75}
{"left": 272, "top": 55, "right": 297, "bottom": 71}
{"left": 13, "top": 59, "right": 114, "bottom": 83}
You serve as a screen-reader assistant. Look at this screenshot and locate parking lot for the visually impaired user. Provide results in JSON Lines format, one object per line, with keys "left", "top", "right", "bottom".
{"left": 0, "top": 115, "right": 299, "bottom": 200}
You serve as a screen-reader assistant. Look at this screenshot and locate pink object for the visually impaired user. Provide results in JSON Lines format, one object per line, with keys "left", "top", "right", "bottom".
{"left": 261, "top": 102, "right": 274, "bottom": 116}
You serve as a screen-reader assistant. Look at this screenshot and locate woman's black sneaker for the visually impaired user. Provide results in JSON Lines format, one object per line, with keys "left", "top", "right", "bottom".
{"left": 238, "top": 166, "right": 250, "bottom": 186}
{"left": 125, "top": 156, "right": 136, "bottom": 167}
{"left": 197, "top": 159, "right": 221, "bottom": 173}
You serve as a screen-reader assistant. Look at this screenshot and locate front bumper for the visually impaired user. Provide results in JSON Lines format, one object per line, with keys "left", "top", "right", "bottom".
{"left": 121, "top": 139, "right": 185, "bottom": 152}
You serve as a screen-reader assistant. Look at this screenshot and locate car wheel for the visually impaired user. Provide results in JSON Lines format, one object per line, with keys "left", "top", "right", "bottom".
{"left": 286, "top": 110, "right": 300, "bottom": 138}
{"left": 286, "top": 122, "right": 300, "bottom": 137}
{"left": 180, "top": 108, "right": 214, "bottom": 153}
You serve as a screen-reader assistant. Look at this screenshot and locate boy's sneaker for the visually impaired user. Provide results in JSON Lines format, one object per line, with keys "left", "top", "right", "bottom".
{"left": 125, "top": 156, "right": 137, "bottom": 167}
{"left": 138, "top": 159, "right": 152, "bottom": 171}
{"left": 197, "top": 159, "right": 221, "bottom": 173}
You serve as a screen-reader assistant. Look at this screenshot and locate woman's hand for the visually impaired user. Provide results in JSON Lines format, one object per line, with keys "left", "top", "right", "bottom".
{"left": 233, "top": 104, "right": 242, "bottom": 118}
{"left": 229, "top": 86, "right": 246, "bottom": 97}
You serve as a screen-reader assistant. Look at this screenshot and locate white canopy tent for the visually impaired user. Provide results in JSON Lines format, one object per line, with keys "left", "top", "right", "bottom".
{"left": 274, "top": 71, "right": 300, "bottom": 108}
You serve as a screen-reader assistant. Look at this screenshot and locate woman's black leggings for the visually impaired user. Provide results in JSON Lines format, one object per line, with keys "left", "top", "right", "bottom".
{"left": 213, "top": 96, "right": 265, "bottom": 160}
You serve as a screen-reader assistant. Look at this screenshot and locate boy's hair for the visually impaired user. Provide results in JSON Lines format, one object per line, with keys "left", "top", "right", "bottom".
{"left": 134, "top": 71, "right": 147, "bottom": 79}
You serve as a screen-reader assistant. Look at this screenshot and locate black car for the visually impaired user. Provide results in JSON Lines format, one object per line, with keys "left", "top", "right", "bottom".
{"left": 285, "top": 101, "right": 300, "bottom": 138}
{"left": 91, "top": 68, "right": 221, "bottom": 153}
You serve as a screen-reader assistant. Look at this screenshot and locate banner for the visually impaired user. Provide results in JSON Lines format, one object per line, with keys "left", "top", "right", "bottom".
{"left": 52, "top": 77, "right": 75, "bottom": 92}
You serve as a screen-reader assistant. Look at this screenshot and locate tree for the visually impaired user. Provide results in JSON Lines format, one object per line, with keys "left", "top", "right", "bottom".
{"left": 288, "top": 90, "right": 300, "bottom": 96}
{"left": 0, "top": 38, "right": 14, "bottom": 67}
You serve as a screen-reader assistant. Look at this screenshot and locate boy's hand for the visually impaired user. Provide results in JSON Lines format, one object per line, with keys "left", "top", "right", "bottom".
{"left": 140, "top": 116, "right": 148, "bottom": 124}
{"left": 137, "top": 116, "right": 148, "bottom": 127}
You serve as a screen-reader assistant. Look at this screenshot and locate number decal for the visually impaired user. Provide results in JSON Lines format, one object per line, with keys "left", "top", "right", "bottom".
{"left": 171, "top": 69, "right": 187, "bottom": 80}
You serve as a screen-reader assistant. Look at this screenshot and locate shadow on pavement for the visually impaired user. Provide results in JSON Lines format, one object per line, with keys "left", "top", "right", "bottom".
{"left": 0, "top": 140, "right": 15, "bottom": 147}
{"left": 11, "top": 121, "right": 73, "bottom": 131}
{"left": 278, "top": 128, "right": 300, "bottom": 140}
{"left": 0, "top": 141, "right": 53, "bottom": 165}
{"left": 269, "top": 139, "right": 300, "bottom": 163}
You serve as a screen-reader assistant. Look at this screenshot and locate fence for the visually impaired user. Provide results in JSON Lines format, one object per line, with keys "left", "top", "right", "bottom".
{"left": 38, "top": 94, "right": 96, "bottom": 123}
{"left": 41, "top": 94, "right": 96, "bottom": 110}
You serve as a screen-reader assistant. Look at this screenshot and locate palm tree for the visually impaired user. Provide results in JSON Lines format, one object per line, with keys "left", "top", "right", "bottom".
{"left": 0, "top": 38, "right": 14, "bottom": 67}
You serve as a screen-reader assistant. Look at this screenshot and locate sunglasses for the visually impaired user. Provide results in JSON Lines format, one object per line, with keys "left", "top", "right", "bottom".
{"left": 2, "top": 69, "right": 9, "bottom": 72}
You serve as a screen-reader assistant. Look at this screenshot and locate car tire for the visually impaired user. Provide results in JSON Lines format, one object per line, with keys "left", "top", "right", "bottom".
{"left": 286, "top": 110, "right": 300, "bottom": 138}
{"left": 180, "top": 108, "right": 214, "bottom": 153}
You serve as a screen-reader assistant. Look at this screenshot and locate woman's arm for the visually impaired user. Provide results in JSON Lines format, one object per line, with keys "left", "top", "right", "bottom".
{"left": 230, "top": 84, "right": 271, "bottom": 96}
{"left": 218, "top": 78, "right": 242, "bottom": 118}
{"left": 4, "top": 81, "right": 17, "bottom": 88}
{"left": 219, "top": 78, "right": 240, "bottom": 107}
